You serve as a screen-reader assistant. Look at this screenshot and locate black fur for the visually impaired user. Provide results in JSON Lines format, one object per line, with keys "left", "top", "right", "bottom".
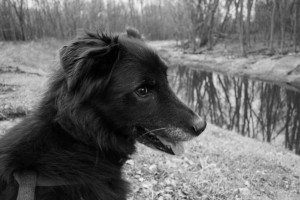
{"left": 0, "top": 31, "right": 206, "bottom": 200}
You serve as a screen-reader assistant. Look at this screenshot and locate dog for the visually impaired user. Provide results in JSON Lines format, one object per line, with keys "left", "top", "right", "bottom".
{"left": 0, "top": 31, "right": 206, "bottom": 200}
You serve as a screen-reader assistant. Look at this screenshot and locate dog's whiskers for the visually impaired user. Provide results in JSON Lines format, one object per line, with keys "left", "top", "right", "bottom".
{"left": 136, "top": 127, "right": 166, "bottom": 139}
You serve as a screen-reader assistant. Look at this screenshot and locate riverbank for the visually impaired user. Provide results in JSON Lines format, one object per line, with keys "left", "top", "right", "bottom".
{"left": 150, "top": 41, "right": 300, "bottom": 92}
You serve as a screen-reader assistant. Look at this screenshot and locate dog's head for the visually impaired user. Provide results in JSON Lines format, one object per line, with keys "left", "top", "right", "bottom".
{"left": 59, "top": 31, "right": 206, "bottom": 155}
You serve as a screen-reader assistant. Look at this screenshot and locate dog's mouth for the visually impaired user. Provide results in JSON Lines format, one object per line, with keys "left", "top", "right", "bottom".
{"left": 135, "top": 126, "right": 185, "bottom": 155}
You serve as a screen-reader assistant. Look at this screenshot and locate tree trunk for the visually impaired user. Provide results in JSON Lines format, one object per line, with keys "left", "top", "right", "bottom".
{"left": 208, "top": 0, "right": 219, "bottom": 50}
{"left": 269, "top": 0, "right": 276, "bottom": 50}
{"left": 279, "top": 0, "right": 286, "bottom": 53}
{"left": 12, "top": 0, "right": 26, "bottom": 40}
{"left": 215, "top": 0, "right": 233, "bottom": 45}
{"left": 246, "top": 0, "right": 254, "bottom": 47}
{"left": 239, "top": 0, "right": 246, "bottom": 56}
{"left": 234, "top": 0, "right": 240, "bottom": 33}
{"left": 293, "top": 0, "right": 299, "bottom": 52}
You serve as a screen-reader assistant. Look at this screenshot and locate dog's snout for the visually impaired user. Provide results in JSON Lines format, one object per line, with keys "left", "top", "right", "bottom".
{"left": 191, "top": 117, "right": 206, "bottom": 136}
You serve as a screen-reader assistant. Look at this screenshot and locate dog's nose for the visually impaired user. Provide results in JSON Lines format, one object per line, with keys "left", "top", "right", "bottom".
{"left": 192, "top": 117, "right": 206, "bottom": 136}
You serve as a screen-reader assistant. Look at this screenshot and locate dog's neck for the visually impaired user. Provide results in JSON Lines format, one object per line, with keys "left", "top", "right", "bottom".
{"left": 1, "top": 112, "right": 133, "bottom": 185}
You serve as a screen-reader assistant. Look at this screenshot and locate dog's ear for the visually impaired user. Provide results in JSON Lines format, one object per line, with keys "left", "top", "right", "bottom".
{"left": 125, "top": 27, "right": 143, "bottom": 40}
{"left": 59, "top": 32, "right": 119, "bottom": 93}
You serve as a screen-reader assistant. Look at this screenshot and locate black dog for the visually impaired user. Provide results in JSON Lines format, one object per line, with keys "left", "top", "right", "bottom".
{"left": 0, "top": 31, "right": 206, "bottom": 200}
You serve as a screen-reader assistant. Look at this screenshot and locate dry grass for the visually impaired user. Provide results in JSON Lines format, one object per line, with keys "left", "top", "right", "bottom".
{"left": 0, "top": 38, "right": 61, "bottom": 73}
{"left": 0, "top": 39, "right": 58, "bottom": 120}
{"left": 125, "top": 125, "right": 300, "bottom": 200}
{"left": 0, "top": 40, "right": 300, "bottom": 200}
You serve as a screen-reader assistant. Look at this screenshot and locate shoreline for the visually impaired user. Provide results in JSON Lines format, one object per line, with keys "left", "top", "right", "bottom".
{"left": 150, "top": 41, "right": 300, "bottom": 92}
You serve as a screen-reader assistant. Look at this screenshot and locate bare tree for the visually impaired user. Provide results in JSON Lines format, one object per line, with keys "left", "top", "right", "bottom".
{"left": 0, "top": 0, "right": 298, "bottom": 56}
{"left": 246, "top": 0, "right": 254, "bottom": 47}
{"left": 219, "top": 0, "right": 233, "bottom": 34}
{"left": 279, "top": 0, "right": 287, "bottom": 53}
{"left": 239, "top": 0, "right": 246, "bottom": 56}
{"left": 234, "top": 0, "right": 240, "bottom": 33}
{"left": 215, "top": 0, "right": 233, "bottom": 45}
{"left": 10, "top": 0, "right": 26, "bottom": 40}
{"left": 293, "top": 0, "right": 299, "bottom": 52}
{"left": 0, "top": 0, "right": 15, "bottom": 40}
{"left": 269, "top": 0, "right": 277, "bottom": 51}
{"left": 207, "top": 0, "right": 219, "bottom": 50}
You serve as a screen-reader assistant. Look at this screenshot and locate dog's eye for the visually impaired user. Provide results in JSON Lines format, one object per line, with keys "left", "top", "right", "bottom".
{"left": 136, "top": 86, "right": 148, "bottom": 97}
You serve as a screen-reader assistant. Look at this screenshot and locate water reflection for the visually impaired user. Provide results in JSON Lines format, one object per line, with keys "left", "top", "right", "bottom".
{"left": 169, "top": 66, "right": 300, "bottom": 155}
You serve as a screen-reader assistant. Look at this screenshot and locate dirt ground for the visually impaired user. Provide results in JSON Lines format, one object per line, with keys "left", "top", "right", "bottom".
{"left": 0, "top": 40, "right": 300, "bottom": 200}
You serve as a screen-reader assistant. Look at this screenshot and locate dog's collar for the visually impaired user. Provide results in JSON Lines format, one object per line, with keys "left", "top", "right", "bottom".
{"left": 14, "top": 171, "right": 72, "bottom": 187}
{"left": 14, "top": 171, "right": 36, "bottom": 200}
{"left": 14, "top": 159, "right": 127, "bottom": 187}
{"left": 14, "top": 171, "right": 76, "bottom": 200}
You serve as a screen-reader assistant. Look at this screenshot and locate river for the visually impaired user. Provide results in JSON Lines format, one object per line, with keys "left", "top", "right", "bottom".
{"left": 169, "top": 66, "right": 300, "bottom": 155}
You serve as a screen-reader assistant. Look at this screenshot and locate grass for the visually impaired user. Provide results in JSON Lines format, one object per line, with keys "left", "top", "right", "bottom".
{"left": 0, "top": 38, "right": 62, "bottom": 73}
{"left": 125, "top": 125, "right": 300, "bottom": 200}
{"left": 0, "top": 40, "right": 299, "bottom": 200}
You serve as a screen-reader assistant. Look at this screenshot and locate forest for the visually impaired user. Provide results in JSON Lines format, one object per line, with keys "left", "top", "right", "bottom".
{"left": 1, "top": 0, "right": 300, "bottom": 56}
